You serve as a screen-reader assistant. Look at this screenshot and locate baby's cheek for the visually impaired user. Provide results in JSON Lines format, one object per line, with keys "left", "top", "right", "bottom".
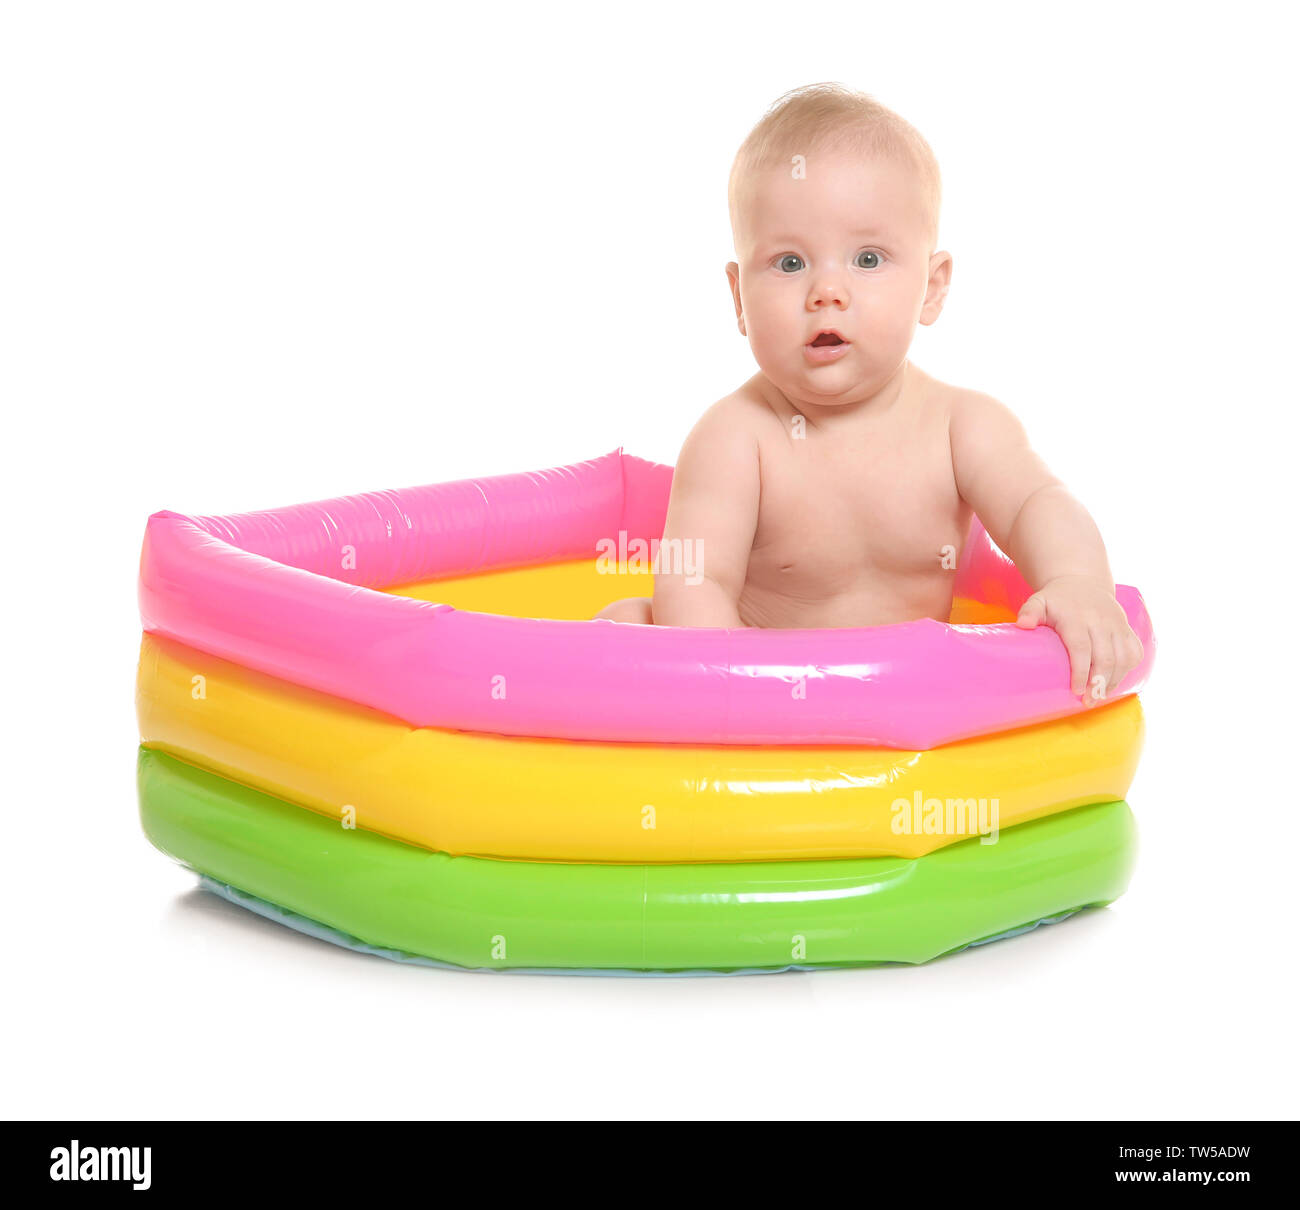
{"left": 869, "top": 300, "right": 921, "bottom": 355}
{"left": 749, "top": 309, "right": 801, "bottom": 359}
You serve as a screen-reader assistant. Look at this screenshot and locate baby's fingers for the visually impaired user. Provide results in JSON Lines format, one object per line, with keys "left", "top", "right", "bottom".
{"left": 1087, "top": 626, "right": 1117, "bottom": 703}
{"left": 1016, "top": 593, "right": 1047, "bottom": 629}
{"left": 1111, "top": 630, "right": 1144, "bottom": 694}
{"left": 1061, "top": 626, "right": 1092, "bottom": 697}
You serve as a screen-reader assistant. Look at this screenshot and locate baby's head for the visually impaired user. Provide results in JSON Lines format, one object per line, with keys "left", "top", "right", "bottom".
{"left": 727, "top": 83, "right": 952, "bottom": 407}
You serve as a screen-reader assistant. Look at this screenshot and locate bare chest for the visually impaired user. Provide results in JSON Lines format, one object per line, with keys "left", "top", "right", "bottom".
{"left": 749, "top": 423, "right": 968, "bottom": 596}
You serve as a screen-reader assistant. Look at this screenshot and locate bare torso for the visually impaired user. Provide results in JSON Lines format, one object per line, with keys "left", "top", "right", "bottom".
{"left": 734, "top": 365, "right": 972, "bottom": 628}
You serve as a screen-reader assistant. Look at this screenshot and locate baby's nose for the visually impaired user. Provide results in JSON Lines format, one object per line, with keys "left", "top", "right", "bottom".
{"left": 809, "top": 279, "right": 848, "bottom": 308}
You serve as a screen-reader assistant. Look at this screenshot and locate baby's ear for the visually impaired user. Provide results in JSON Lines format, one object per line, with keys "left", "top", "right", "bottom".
{"left": 920, "top": 251, "right": 953, "bottom": 326}
{"left": 725, "top": 262, "right": 746, "bottom": 335}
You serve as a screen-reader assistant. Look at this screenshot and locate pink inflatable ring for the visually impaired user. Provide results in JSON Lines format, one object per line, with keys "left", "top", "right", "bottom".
{"left": 138, "top": 449, "right": 1155, "bottom": 748}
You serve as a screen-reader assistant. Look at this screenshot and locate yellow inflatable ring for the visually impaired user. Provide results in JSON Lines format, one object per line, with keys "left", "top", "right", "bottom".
{"left": 138, "top": 634, "right": 1144, "bottom": 863}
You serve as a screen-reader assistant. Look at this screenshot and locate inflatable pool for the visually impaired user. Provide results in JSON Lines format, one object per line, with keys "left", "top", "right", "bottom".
{"left": 136, "top": 448, "right": 1154, "bottom": 974}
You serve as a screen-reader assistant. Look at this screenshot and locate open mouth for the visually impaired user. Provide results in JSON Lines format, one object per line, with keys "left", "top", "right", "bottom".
{"left": 804, "top": 329, "right": 851, "bottom": 362}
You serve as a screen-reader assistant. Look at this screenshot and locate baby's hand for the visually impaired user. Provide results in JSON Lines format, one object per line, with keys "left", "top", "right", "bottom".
{"left": 1016, "top": 575, "right": 1143, "bottom": 702}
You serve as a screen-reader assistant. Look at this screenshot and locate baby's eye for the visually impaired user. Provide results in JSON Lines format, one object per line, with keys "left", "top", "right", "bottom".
{"left": 777, "top": 254, "right": 805, "bottom": 273}
{"left": 855, "top": 250, "right": 882, "bottom": 270}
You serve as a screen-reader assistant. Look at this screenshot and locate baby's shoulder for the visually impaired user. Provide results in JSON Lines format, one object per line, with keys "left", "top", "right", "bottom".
{"left": 678, "top": 380, "right": 776, "bottom": 458}
{"left": 917, "top": 370, "right": 1020, "bottom": 428}
{"left": 703, "top": 378, "right": 781, "bottom": 429}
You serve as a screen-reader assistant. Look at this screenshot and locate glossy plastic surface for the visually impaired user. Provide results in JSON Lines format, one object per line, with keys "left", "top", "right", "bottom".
{"left": 139, "top": 749, "right": 1138, "bottom": 972}
{"left": 197, "top": 875, "right": 1089, "bottom": 976}
{"left": 138, "top": 633, "right": 1144, "bottom": 862}
{"left": 138, "top": 450, "right": 1156, "bottom": 748}
{"left": 383, "top": 555, "right": 1018, "bottom": 626}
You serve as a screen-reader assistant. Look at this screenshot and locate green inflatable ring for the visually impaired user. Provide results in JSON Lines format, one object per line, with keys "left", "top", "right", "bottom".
{"left": 139, "top": 749, "right": 1137, "bottom": 973}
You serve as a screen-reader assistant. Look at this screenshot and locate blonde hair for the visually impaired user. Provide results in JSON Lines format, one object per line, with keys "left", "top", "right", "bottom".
{"left": 728, "top": 83, "right": 942, "bottom": 245}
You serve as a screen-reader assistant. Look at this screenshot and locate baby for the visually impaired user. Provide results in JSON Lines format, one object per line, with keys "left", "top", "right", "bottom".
{"left": 597, "top": 83, "right": 1142, "bottom": 702}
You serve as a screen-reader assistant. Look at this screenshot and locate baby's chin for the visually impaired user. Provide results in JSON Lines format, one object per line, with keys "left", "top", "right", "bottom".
{"left": 771, "top": 359, "right": 876, "bottom": 405}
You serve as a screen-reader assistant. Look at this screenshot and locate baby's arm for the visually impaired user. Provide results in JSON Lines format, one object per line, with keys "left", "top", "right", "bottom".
{"left": 949, "top": 392, "right": 1143, "bottom": 700}
{"left": 653, "top": 404, "right": 759, "bottom": 627}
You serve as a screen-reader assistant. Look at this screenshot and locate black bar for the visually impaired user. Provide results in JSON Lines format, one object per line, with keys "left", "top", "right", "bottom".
{"left": 4, "top": 1120, "right": 1293, "bottom": 1196}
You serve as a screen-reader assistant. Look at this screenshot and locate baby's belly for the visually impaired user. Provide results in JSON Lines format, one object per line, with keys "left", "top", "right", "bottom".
{"left": 738, "top": 570, "right": 956, "bottom": 629}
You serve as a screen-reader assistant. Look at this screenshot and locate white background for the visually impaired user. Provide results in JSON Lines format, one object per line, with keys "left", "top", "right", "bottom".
{"left": 3, "top": 1, "right": 1296, "bottom": 1120}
